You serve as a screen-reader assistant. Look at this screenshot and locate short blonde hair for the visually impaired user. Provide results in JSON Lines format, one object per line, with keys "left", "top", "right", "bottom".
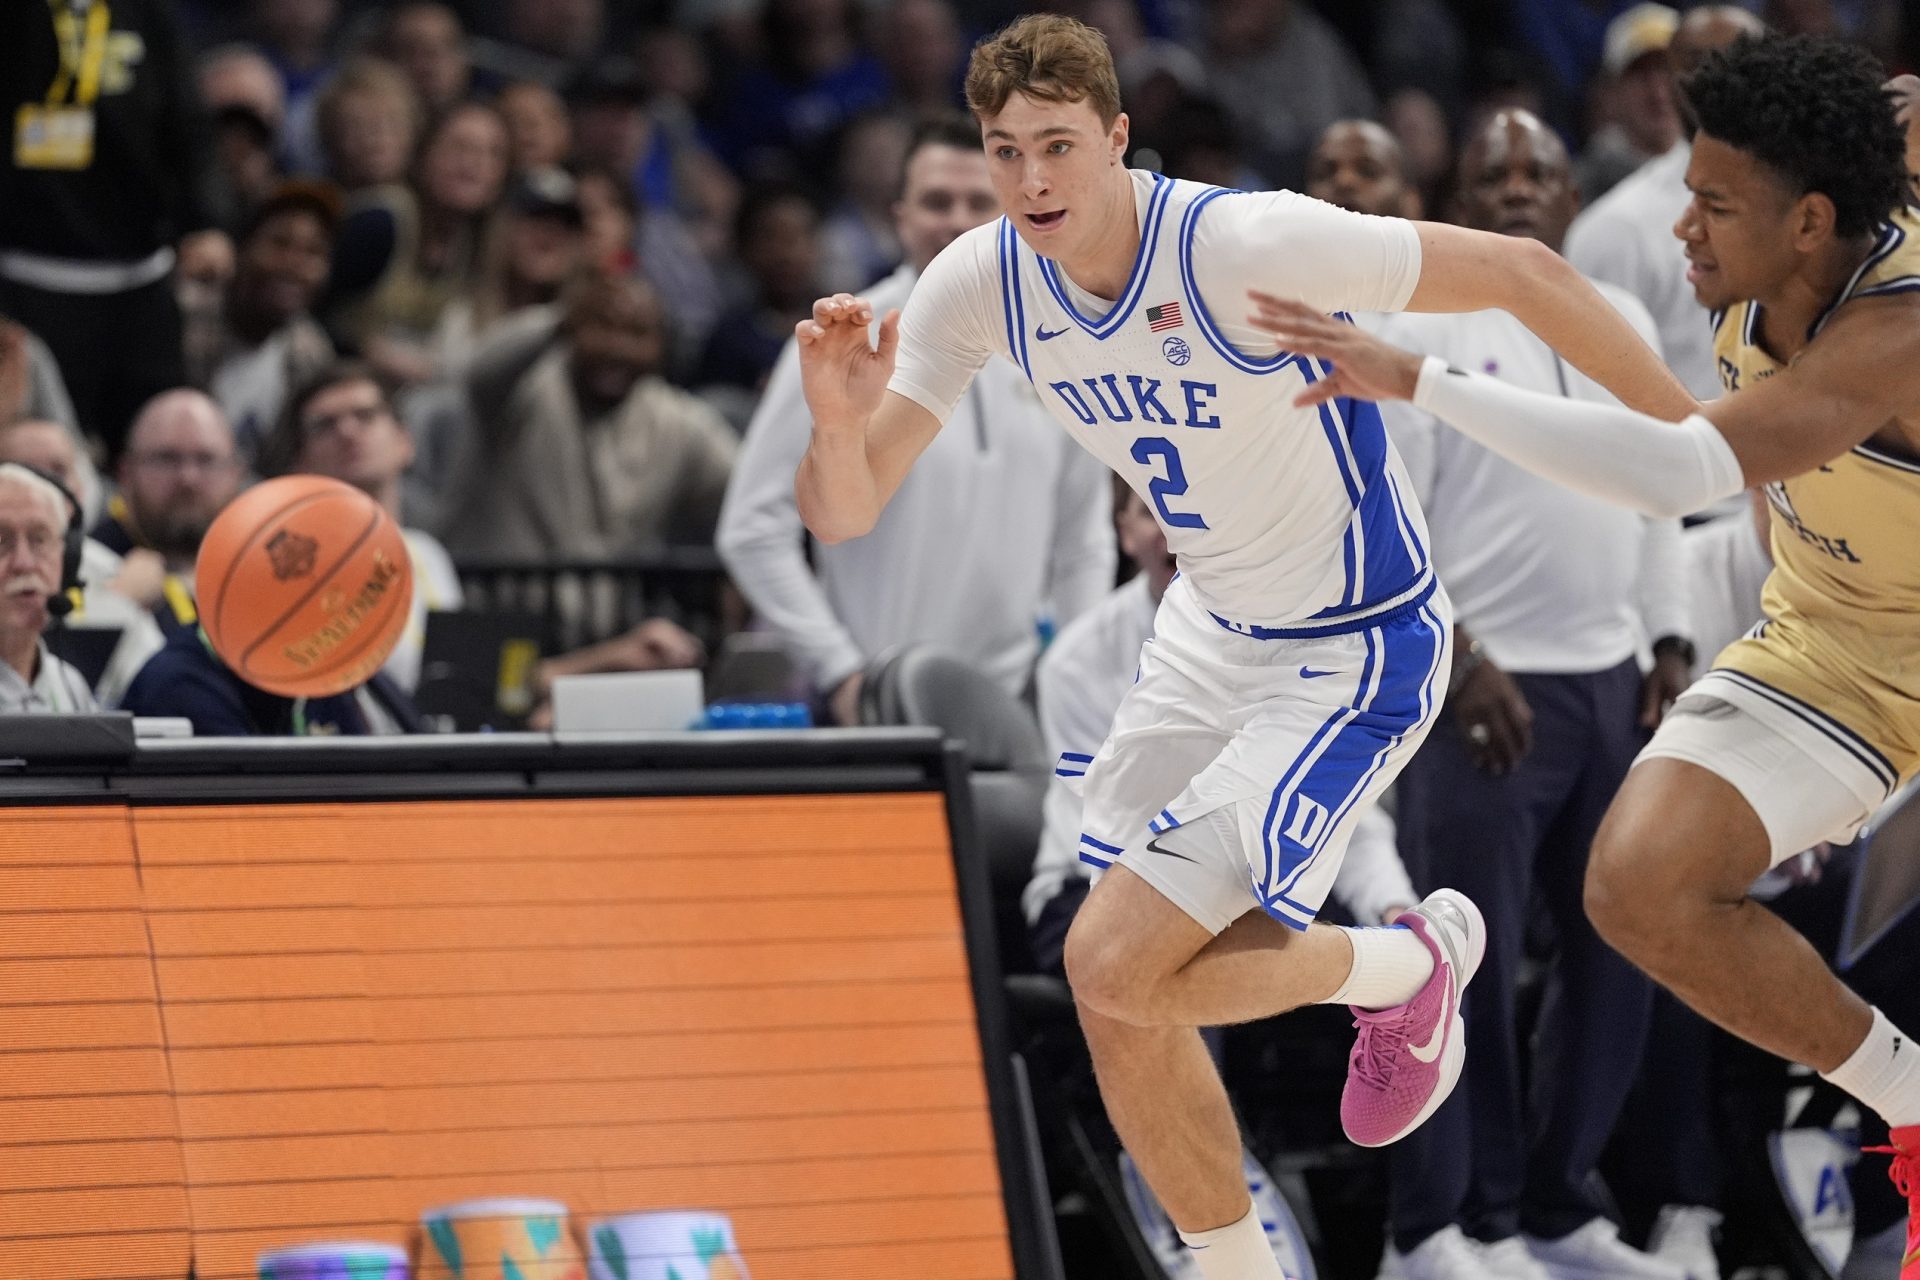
{"left": 965, "top": 14, "right": 1123, "bottom": 127}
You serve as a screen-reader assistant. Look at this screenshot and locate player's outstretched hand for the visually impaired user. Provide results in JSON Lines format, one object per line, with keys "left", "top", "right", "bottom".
{"left": 796, "top": 292, "right": 902, "bottom": 433}
{"left": 1248, "top": 292, "right": 1426, "bottom": 409}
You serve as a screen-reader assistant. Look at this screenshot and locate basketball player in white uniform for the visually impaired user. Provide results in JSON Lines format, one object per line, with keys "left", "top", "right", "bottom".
{"left": 793, "top": 17, "right": 1694, "bottom": 1279}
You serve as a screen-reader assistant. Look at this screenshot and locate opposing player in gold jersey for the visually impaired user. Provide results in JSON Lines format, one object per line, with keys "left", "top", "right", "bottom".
{"left": 1245, "top": 35, "right": 1920, "bottom": 1274}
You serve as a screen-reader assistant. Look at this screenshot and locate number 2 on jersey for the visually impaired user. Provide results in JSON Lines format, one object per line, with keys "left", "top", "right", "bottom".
{"left": 1131, "top": 437, "right": 1208, "bottom": 529}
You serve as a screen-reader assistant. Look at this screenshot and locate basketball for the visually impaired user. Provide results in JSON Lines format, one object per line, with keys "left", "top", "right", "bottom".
{"left": 195, "top": 475, "right": 413, "bottom": 699}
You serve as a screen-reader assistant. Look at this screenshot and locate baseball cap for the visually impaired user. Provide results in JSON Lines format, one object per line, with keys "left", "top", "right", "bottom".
{"left": 1604, "top": 2, "right": 1680, "bottom": 75}
{"left": 509, "top": 167, "right": 584, "bottom": 226}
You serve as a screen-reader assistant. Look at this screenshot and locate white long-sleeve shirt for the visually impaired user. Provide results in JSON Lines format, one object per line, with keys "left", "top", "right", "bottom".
{"left": 1371, "top": 282, "right": 1690, "bottom": 673}
{"left": 1023, "top": 573, "right": 1416, "bottom": 925}
{"left": 717, "top": 264, "right": 1117, "bottom": 696}
{"left": 1563, "top": 144, "right": 1720, "bottom": 401}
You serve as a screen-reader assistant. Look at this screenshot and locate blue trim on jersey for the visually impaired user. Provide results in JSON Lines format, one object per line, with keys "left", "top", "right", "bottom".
{"left": 1078, "top": 850, "right": 1114, "bottom": 870}
{"left": 1056, "top": 767, "right": 1088, "bottom": 778}
{"left": 1253, "top": 603, "right": 1447, "bottom": 929}
{"left": 1854, "top": 442, "right": 1920, "bottom": 474}
{"left": 1039, "top": 172, "right": 1174, "bottom": 339}
{"left": 1277, "top": 602, "right": 1447, "bottom": 898}
{"left": 1812, "top": 220, "right": 1904, "bottom": 337}
{"left": 1080, "top": 833, "right": 1125, "bottom": 856}
{"left": 1208, "top": 573, "right": 1435, "bottom": 640}
{"left": 1059, "top": 751, "right": 1095, "bottom": 763}
{"left": 1177, "top": 188, "right": 1295, "bottom": 375}
{"left": 1851, "top": 278, "right": 1920, "bottom": 300}
{"left": 998, "top": 219, "right": 1034, "bottom": 380}
{"left": 1305, "top": 373, "right": 1428, "bottom": 613}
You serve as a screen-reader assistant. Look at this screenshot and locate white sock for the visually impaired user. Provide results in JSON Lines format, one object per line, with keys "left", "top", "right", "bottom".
{"left": 1821, "top": 1007, "right": 1920, "bottom": 1127}
{"left": 1321, "top": 924, "right": 1434, "bottom": 1010}
{"left": 1179, "top": 1200, "right": 1287, "bottom": 1280}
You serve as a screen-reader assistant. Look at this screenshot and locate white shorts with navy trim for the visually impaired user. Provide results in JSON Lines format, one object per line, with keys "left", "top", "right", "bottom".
{"left": 1638, "top": 671, "right": 1898, "bottom": 865}
{"left": 1063, "top": 574, "right": 1452, "bottom": 934}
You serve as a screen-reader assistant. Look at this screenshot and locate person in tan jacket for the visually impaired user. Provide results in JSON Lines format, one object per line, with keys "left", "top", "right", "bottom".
{"left": 441, "top": 270, "right": 736, "bottom": 560}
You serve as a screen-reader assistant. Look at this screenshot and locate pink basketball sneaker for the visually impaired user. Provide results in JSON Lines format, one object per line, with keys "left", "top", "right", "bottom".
{"left": 1340, "top": 889, "right": 1487, "bottom": 1148}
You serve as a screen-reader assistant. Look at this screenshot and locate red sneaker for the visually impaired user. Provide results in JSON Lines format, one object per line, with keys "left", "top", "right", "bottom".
{"left": 1866, "top": 1124, "right": 1920, "bottom": 1277}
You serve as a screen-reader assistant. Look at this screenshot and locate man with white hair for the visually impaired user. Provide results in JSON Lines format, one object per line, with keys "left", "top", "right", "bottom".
{"left": 0, "top": 462, "right": 96, "bottom": 713}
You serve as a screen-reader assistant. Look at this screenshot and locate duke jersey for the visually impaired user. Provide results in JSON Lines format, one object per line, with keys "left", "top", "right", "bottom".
{"left": 891, "top": 170, "right": 1434, "bottom": 635}
{"left": 1706, "top": 205, "right": 1920, "bottom": 784}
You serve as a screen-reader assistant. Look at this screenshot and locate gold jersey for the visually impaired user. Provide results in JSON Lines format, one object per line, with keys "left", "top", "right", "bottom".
{"left": 1709, "top": 208, "right": 1920, "bottom": 786}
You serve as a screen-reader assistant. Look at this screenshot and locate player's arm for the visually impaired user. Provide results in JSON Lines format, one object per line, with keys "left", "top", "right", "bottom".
{"left": 1243, "top": 293, "right": 1920, "bottom": 517}
{"left": 1404, "top": 222, "right": 1698, "bottom": 420}
{"left": 793, "top": 294, "right": 945, "bottom": 544}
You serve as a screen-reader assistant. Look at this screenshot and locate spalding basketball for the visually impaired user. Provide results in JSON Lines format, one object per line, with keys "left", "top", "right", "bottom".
{"left": 196, "top": 475, "right": 413, "bottom": 698}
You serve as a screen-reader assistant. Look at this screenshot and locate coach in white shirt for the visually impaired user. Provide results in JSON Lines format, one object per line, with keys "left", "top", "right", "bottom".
{"left": 1564, "top": 6, "right": 1767, "bottom": 400}
{"left": 718, "top": 117, "right": 1115, "bottom": 718}
{"left": 1375, "top": 111, "right": 1697, "bottom": 1280}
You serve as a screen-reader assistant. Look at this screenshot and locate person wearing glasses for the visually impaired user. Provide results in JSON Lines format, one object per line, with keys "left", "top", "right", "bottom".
{"left": 90, "top": 388, "right": 242, "bottom": 638}
{"left": 0, "top": 462, "right": 96, "bottom": 714}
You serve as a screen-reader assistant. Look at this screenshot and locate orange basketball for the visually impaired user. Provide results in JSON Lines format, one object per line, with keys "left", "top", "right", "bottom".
{"left": 195, "top": 475, "right": 414, "bottom": 698}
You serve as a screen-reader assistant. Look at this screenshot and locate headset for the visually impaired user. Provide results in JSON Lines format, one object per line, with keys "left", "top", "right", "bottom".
{"left": 0, "top": 462, "right": 86, "bottom": 619}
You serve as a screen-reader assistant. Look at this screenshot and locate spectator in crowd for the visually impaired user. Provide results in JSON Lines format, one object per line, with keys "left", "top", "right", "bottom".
{"left": 1193, "top": 0, "right": 1377, "bottom": 190}
{"left": 698, "top": 183, "right": 825, "bottom": 399}
{"left": 709, "top": 0, "right": 893, "bottom": 181}
{"left": 504, "top": 0, "right": 605, "bottom": 74}
{"left": 1575, "top": 4, "right": 1685, "bottom": 204}
{"left": 188, "top": 183, "right": 338, "bottom": 463}
{"left": 94, "top": 390, "right": 242, "bottom": 638}
{"left": 120, "top": 602, "right": 425, "bottom": 735}
{"left": 1023, "top": 481, "right": 1417, "bottom": 974}
{"left": 250, "top": 0, "right": 338, "bottom": 177}
{"left": 199, "top": 44, "right": 287, "bottom": 139}
{"left": 1115, "top": 39, "right": 1211, "bottom": 162}
{"left": 1305, "top": 119, "right": 1424, "bottom": 220}
{"left": 0, "top": 319, "right": 80, "bottom": 444}
{"left": 566, "top": 60, "right": 728, "bottom": 365}
{"left": 0, "top": 463, "right": 97, "bottom": 714}
{"left": 435, "top": 168, "right": 588, "bottom": 373}
{"left": 1373, "top": 109, "right": 1694, "bottom": 1280}
{"left": 328, "top": 100, "right": 511, "bottom": 389}
{"left": 208, "top": 104, "right": 285, "bottom": 231}
{"left": 0, "top": 0, "right": 230, "bottom": 463}
{"left": 496, "top": 80, "right": 572, "bottom": 175}
{"left": 1384, "top": 87, "right": 1456, "bottom": 220}
{"left": 1565, "top": 6, "right": 1768, "bottom": 401}
{"left": 573, "top": 166, "right": 640, "bottom": 274}
{"left": 0, "top": 418, "right": 164, "bottom": 705}
{"left": 262, "top": 361, "right": 460, "bottom": 695}
{"left": 442, "top": 271, "right": 736, "bottom": 560}
{"left": 818, "top": 113, "right": 911, "bottom": 293}
{"left": 875, "top": 0, "right": 968, "bottom": 115}
{"left": 718, "top": 116, "right": 1114, "bottom": 715}
{"left": 314, "top": 58, "right": 421, "bottom": 197}
{"left": 378, "top": 2, "right": 473, "bottom": 117}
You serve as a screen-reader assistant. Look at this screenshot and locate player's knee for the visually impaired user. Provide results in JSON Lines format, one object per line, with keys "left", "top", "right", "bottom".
{"left": 1062, "top": 914, "right": 1155, "bottom": 1023}
{"left": 1586, "top": 813, "right": 1687, "bottom": 965}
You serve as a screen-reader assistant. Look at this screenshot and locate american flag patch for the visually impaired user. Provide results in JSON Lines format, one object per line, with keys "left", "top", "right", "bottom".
{"left": 1146, "top": 301, "right": 1183, "bottom": 332}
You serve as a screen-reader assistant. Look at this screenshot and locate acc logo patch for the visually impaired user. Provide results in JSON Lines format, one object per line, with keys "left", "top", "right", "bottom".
{"left": 1162, "top": 335, "right": 1192, "bottom": 367}
{"left": 265, "top": 529, "right": 319, "bottom": 581}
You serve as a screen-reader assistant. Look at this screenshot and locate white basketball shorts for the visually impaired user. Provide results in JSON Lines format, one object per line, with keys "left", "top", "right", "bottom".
{"left": 1059, "top": 574, "right": 1452, "bottom": 934}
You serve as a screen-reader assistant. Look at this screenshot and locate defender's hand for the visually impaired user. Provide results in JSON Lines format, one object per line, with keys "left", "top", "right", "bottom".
{"left": 796, "top": 293, "right": 902, "bottom": 434}
{"left": 1247, "top": 291, "right": 1425, "bottom": 408}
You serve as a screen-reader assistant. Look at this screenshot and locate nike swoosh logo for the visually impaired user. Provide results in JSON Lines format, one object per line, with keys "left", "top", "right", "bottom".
{"left": 1408, "top": 963, "right": 1453, "bottom": 1063}
{"left": 1035, "top": 325, "right": 1070, "bottom": 341}
{"left": 1300, "top": 667, "right": 1338, "bottom": 679}
{"left": 1145, "top": 837, "right": 1198, "bottom": 863}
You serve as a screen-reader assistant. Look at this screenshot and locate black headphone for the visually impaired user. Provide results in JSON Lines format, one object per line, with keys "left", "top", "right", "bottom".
{"left": 2, "top": 463, "right": 86, "bottom": 619}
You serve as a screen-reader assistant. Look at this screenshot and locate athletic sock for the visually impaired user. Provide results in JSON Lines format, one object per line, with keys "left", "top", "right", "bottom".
{"left": 1320, "top": 924, "right": 1434, "bottom": 1010}
{"left": 1179, "top": 1200, "right": 1288, "bottom": 1280}
{"left": 1821, "top": 1007, "right": 1920, "bottom": 1127}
